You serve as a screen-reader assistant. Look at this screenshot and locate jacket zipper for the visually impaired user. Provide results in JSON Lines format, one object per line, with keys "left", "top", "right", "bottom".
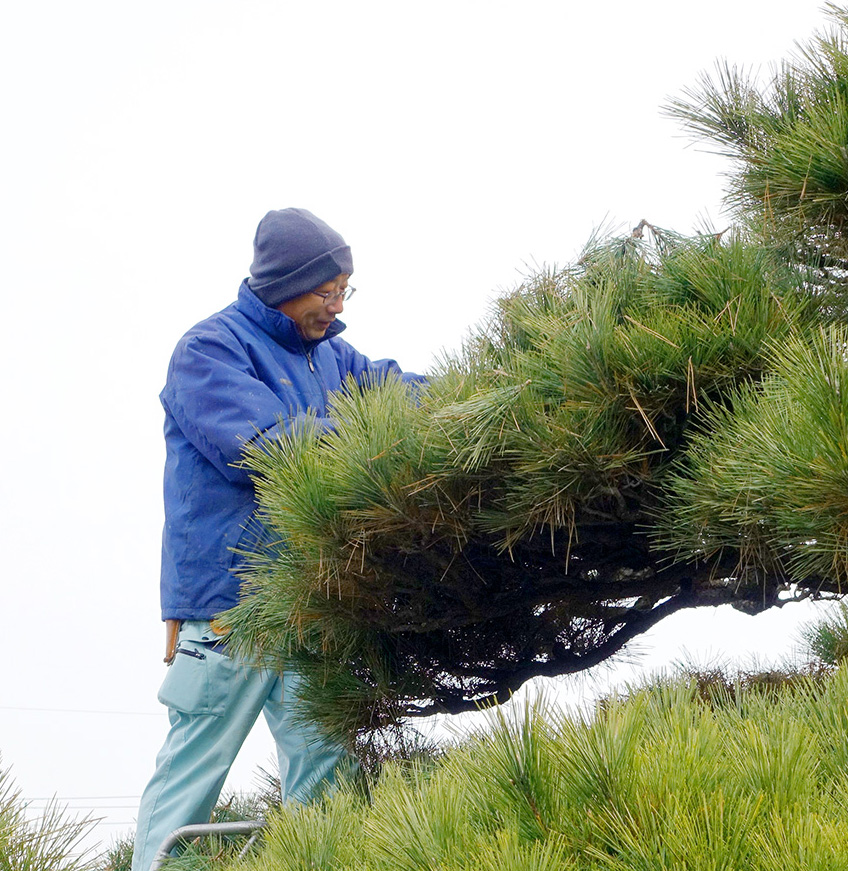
{"left": 302, "top": 343, "right": 327, "bottom": 406}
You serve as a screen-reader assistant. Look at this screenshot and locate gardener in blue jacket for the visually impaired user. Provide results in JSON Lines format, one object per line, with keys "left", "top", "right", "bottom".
{"left": 132, "top": 208, "right": 421, "bottom": 871}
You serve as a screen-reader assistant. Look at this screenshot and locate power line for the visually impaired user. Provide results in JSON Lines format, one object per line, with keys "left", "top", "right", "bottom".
{"left": 26, "top": 796, "right": 141, "bottom": 801}
{"left": 27, "top": 806, "right": 138, "bottom": 812}
{"left": 0, "top": 705, "right": 161, "bottom": 716}
{"left": 23, "top": 809, "right": 139, "bottom": 817}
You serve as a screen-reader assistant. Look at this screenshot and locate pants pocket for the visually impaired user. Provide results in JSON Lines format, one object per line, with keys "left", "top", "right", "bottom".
{"left": 157, "top": 629, "right": 237, "bottom": 716}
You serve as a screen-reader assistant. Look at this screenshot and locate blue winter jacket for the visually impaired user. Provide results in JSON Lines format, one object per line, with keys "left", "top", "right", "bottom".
{"left": 159, "top": 281, "right": 419, "bottom": 621}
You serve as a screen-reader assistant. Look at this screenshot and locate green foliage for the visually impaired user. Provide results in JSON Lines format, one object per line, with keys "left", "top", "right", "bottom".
{"left": 249, "top": 792, "right": 363, "bottom": 871}
{"left": 429, "top": 234, "right": 812, "bottom": 547}
{"left": 98, "top": 838, "right": 134, "bottom": 871}
{"left": 98, "top": 790, "right": 275, "bottom": 871}
{"left": 0, "top": 759, "right": 97, "bottom": 871}
{"left": 666, "top": 4, "right": 848, "bottom": 312}
{"left": 219, "top": 4, "right": 848, "bottom": 745}
{"left": 224, "top": 224, "right": 832, "bottom": 742}
{"left": 801, "top": 600, "right": 848, "bottom": 665}
{"left": 197, "top": 665, "right": 848, "bottom": 871}
{"left": 653, "top": 324, "right": 848, "bottom": 583}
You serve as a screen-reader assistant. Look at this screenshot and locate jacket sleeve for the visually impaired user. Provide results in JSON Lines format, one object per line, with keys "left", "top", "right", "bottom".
{"left": 161, "top": 332, "right": 330, "bottom": 482}
{"left": 329, "top": 337, "right": 427, "bottom": 387}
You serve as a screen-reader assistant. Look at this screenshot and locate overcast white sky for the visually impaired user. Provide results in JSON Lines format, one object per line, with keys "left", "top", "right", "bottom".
{"left": 0, "top": 0, "right": 836, "bottom": 858}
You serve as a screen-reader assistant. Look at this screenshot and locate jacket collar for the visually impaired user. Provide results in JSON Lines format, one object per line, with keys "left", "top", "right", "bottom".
{"left": 234, "top": 280, "right": 346, "bottom": 351}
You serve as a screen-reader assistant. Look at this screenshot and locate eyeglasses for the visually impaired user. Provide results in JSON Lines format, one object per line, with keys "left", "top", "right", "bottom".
{"left": 310, "top": 286, "right": 357, "bottom": 304}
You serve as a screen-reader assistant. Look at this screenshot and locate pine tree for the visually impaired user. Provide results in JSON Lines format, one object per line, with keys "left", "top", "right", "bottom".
{"left": 223, "top": 6, "right": 848, "bottom": 744}
{"left": 666, "top": 2, "right": 848, "bottom": 315}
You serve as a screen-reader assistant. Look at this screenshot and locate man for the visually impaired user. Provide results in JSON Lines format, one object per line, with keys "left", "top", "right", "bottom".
{"left": 132, "top": 208, "right": 420, "bottom": 871}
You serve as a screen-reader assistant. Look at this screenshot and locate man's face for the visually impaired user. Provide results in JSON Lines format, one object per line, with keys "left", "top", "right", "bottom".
{"left": 278, "top": 273, "right": 350, "bottom": 341}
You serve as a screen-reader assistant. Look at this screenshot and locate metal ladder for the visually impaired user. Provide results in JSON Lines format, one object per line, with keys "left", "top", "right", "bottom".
{"left": 150, "top": 819, "right": 266, "bottom": 870}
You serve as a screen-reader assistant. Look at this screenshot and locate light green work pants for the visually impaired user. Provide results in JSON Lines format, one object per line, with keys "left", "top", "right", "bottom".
{"left": 131, "top": 621, "right": 350, "bottom": 871}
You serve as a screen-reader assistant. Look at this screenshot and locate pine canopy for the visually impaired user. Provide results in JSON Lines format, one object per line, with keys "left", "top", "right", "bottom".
{"left": 223, "top": 7, "right": 848, "bottom": 744}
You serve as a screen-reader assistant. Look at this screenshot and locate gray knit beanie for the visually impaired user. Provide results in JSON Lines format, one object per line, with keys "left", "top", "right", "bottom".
{"left": 247, "top": 208, "right": 353, "bottom": 307}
